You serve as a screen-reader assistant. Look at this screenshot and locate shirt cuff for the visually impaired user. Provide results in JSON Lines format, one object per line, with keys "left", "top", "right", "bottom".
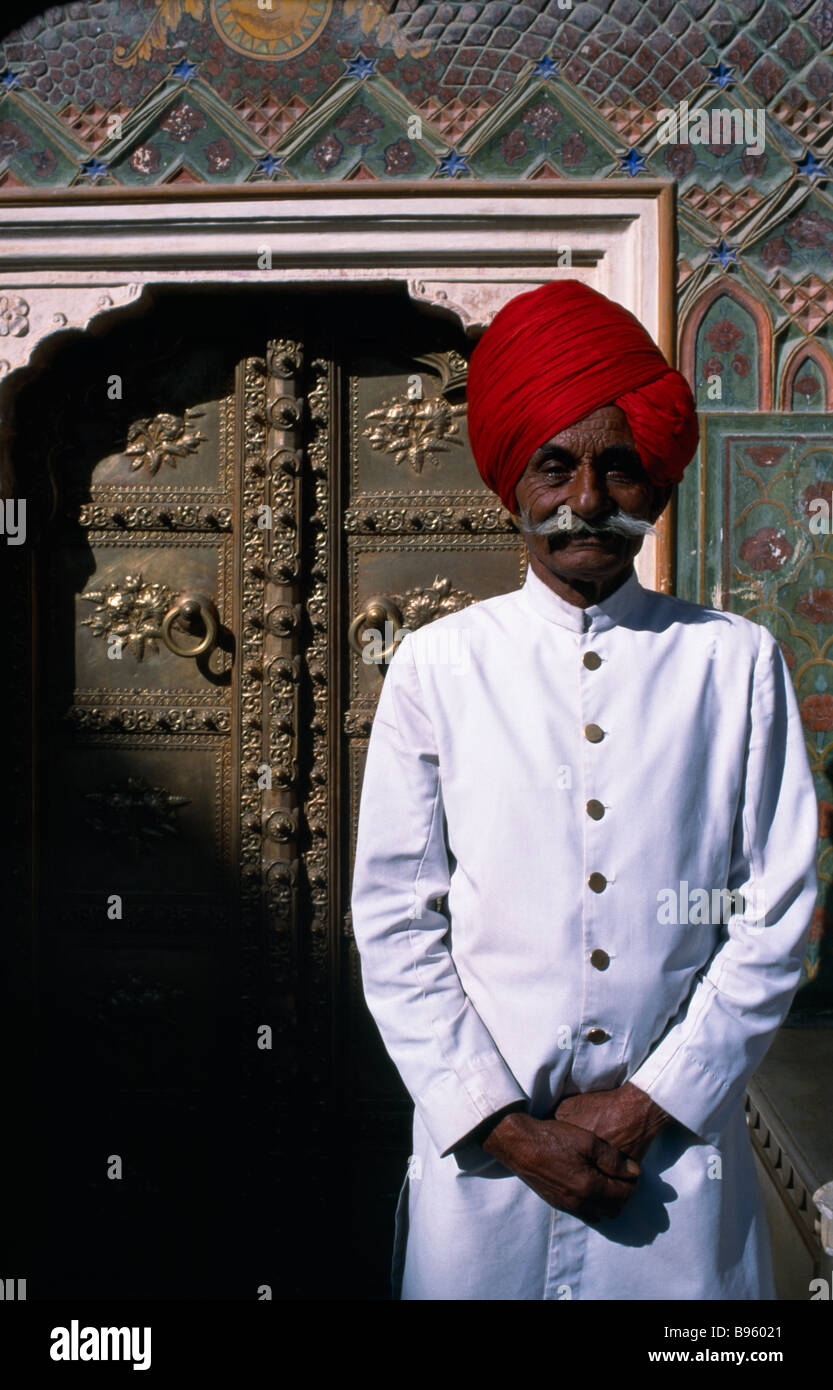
{"left": 417, "top": 1055, "right": 529, "bottom": 1159}
{"left": 629, "top": 1044, "right": 733, "bottom": 1148}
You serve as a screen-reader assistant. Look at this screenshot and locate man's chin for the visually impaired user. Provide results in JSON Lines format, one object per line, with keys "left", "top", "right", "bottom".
{"left": 539, "top": 543, "right": 635, "bottom": 585}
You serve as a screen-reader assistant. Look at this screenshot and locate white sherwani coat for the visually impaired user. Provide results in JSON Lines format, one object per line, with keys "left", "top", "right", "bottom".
{"left": 350, "top": 563, "right": 818, "bottom": 1300}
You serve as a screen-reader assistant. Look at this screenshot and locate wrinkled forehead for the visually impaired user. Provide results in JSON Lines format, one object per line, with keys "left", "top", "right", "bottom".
{"left": 529, "top": 405, "right": 638, "bottom": 459}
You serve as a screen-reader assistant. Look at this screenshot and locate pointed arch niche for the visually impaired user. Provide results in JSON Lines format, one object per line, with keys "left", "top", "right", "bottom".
{"left": 0, "top": 180, "right": 677, "bottom": 586}
{"left": 779, "top": 339, "right": 833, "bottom": 412}
{"left": 681, "top": 279, "right": 772, "bottom": 412}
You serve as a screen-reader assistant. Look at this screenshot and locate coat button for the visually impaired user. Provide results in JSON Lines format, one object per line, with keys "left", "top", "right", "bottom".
{"left": 590, "top": 949, "right": 610, "bottom": 970}
{"left": 583, "top": 651, "right": 602, "bottom": 670}
{"left": 587, "top": 1028, "right": 610, "bottom": 1044}
{"left": 586, "top": 799, "right": 605, "bottom": 820}
{"left": 584, "top": 723, "right": 604, "bottom": 743}
{"left": 588, "top": 872, "right": 607, "bottom": 893}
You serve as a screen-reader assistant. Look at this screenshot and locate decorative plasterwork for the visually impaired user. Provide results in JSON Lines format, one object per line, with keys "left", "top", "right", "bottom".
{"left": 0, "top": 284, "right": 142, "bottom": 383}
{"left": 0, "top": 182, "right": 672, "bottom": 371}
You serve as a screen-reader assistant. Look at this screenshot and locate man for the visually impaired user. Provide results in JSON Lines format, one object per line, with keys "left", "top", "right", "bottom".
{"left": 349, "top": 281, "right": 818, "bottom": 1300}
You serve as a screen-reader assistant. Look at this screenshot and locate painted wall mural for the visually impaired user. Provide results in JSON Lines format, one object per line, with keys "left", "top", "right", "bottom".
{"left": 1, "top": 0, "right": 832, "bottom": 1004}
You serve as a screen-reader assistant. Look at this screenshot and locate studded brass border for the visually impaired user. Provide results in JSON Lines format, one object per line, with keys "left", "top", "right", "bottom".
{"left": 344, "top": 487, "right": 515, "bottom": 536}
{"left": 304, "top": 351, "right": 333, "bottom": 1100}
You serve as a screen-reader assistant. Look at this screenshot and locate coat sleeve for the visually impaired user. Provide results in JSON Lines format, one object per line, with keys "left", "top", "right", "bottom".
{"left": 350, "top": 632, "right": 528, "bottom": 1159}
{"left": 628, "top": 624, "right": 818, "bottom": 1148}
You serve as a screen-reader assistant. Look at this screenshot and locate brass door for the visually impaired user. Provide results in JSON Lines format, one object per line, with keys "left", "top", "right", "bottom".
{"left": 5, "top": 289, "right": 524, "bottom": 1299}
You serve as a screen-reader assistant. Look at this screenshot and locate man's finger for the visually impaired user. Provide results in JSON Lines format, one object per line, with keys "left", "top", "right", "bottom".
{"left": 591, "top": 1135, "right": 641, "bottom": 1182}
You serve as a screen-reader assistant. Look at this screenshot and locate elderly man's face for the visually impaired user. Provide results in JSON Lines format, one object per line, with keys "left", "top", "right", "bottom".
{"left": 513, "top": 405, "right": 671, "bottom": 595}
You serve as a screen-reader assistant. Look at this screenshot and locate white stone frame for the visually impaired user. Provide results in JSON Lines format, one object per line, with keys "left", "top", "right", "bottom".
{"left": 0, "top": 179, "right": 677, "bottom": 586}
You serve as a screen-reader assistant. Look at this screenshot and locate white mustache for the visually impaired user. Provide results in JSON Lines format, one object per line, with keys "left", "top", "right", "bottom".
{"left": 518, "top": 505, "right": 657, "bottom": 539}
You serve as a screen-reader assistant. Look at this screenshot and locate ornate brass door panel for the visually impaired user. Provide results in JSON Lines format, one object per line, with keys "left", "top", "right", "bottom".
{"left": 13, "top": 301, "right": 314, "bottom": 1297}
{"left": 6, "top": 291, "right": 524, "bottom": 1299}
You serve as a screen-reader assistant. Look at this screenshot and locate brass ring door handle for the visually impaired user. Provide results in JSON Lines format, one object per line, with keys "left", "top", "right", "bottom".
{"left": 160, "top": 592, "right": 219, "bottom": 658}
{"left": 348, "top": 596, "right": 403, "bottom": 661}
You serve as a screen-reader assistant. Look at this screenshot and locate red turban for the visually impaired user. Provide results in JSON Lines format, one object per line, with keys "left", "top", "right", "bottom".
{"left": 465, "top": 280, "right": 699, "bottom": 514}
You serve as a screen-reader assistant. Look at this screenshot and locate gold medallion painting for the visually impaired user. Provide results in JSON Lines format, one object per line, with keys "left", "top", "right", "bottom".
{"left": 210, "top": 0, "right": 333, "bottom": 59}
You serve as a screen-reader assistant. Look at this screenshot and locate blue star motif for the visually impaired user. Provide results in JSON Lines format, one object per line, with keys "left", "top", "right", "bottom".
{"left": 255, "top": 153, "right": 284, "bottom": 178}
{"left": 437, "top": 149, "right": 469, "bottom": 178}
{"left": 346, "top": 55, "right": 376, "bottom": 80}
{"left": 796, "top": 150, "right": 827, "bottom": 182}
{"left": 79, "top": 156, "right": 110, "bottom": 183}
{"left": 0, "top": 69, "right": 22, "bottom": 92}
{"left": 172, "top": 58, "right": 198, "bottom": 83}
{"left": 532, "top": 56, "right": 558, "bottom": 78}
{"left": 708, "top": 237, "right": 739, "bottom": 268}
{"left": 618, "top": 149, "right": 648, "bottom": 177}
{"left": 707, "top": 61, "right": 735, "bottom": 88}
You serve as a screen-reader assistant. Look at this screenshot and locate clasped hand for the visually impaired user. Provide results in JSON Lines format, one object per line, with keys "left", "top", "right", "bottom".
{"left": 481, "top": 1082, "right": 670, "bottom": 1224}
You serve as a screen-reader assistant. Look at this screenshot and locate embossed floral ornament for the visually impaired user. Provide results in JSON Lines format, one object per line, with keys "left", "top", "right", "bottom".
{"left": 81, "top": 573, "right": 174, "bottom": 660}
{"left": 0, "top": 294, "right": 29, "bottom": 337}
{"left": 738, "top": 526, "right": 793, "bottom": 571}
{"left": 125, "top": 409, "right": 207, "bottom": 475}
{"left": 85, "top": 776, "right": 190, "bottom": 853}
{"left": 397, "top": 576, "right": 474, "bottom": 629}
{"left": 364, "top": 393, "right": 466, "bottom": 475}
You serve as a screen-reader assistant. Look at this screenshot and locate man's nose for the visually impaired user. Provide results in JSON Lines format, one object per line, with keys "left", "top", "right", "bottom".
{"left": 569, "top": 461, "right": 610, "bottom": 518}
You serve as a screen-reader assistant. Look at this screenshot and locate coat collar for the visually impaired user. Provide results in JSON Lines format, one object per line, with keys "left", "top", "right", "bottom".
{"left": 518, "top": 558, "right": 645, "bottom": 633}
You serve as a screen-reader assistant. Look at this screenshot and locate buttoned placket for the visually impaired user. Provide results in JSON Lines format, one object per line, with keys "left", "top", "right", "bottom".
{"left": 516, "top": 564, "right": 642, "bottom": 1299}
{"left": 577, "top": 614, "right": 614, "bottom": 1068}
{"left": 518, "top": 568, "right": 641, "bottom": 1089}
